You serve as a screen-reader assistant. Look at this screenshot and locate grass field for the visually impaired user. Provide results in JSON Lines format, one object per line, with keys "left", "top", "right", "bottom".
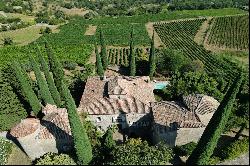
{"left": 0, "top": 25, "right": 60, "bottom": 46}
{"left": 7, "top": 146, "right": 32, "bottom": 165}
{"left": 4, "top": 13, "right": 35, "bottom": 24}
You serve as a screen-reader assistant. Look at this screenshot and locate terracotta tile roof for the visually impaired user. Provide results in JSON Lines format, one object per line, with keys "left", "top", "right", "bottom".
{"left": 152, "top": 101, "right": 205, "bottom": 128}
{"left": 183, "top": 94, "right": 220, "bottom": 115}
{"left": 79, "top": 76, "right": 155, "bottom": 114}
{"left": 152, "top": 94, "right": 220, "bottom": 128}
{"left": 10, "top": 118, "right": 40, "bottom": 138}
{"left": 80, "top": 76, "right": 107, "bottom": 106}
{"left": 80, "top": 96, "right": 151, "bottom": 115}
{"left": 182, "top": 94, "right": 203, "bottom": 113}
{"left": 38, "top": 104, "right": 72, "bottom": 139}
{"left": 38, "top": 113, "right": 72, "bottom": 140}
{"left": 108, "top": 77, "right": 126, "bottom": 95}
{"left": 10, "top": 104, "right": 72, "bottom": 140}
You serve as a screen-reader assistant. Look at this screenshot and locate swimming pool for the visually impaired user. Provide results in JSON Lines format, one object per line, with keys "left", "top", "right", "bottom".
{"left": 154, "top": 82, "right": 168, "bottom": 90}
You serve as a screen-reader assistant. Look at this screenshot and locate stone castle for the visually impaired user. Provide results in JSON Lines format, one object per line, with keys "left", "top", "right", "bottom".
{"left": 9, "top": 76, "right": 220, "bottom": 160}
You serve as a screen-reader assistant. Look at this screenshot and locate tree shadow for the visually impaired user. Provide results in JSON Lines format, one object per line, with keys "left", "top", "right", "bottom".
{"left": 40, "top": 119, "right": 73, "bottom": 153}
{"left": 69, "top": 79, "right": 86, "bottom": 107}
{"left": 6, "top": 131, "right": 27, "bottom": 155}
{"left": 136, "top": 60, "right": 150, "bottom": 76}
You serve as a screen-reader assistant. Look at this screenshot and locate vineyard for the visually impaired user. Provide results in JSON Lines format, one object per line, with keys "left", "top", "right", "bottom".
{"left": 153, "top": 18, "right": 240, "bottom": 81}
{"left": 107, "top": 47, "right": 150, "bottom": 67}
{"left": 0, "top": 8, "right": 247, "bottom": 69}
{"left": 206, "top": 15, "right": 249, "bottom": 50}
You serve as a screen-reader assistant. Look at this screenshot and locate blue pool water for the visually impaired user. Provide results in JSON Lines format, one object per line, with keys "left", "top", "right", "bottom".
{"left": 154, "top": 82, "right": 168, "bottom": 90}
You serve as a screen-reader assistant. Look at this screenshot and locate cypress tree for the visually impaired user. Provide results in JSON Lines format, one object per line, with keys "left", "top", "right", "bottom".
{"left": 149, "top": 31, "right": 156, "bottom": 79}
{"left": 102, "top": 127, "right": 116, "bottom": 152}
{"left": 37, "top": 46, "right": 61, "bottom": 107}
{"left": 61, "top": 80, "right": 93, "bottom": 165}
{"left": 100, "top": 29, "right": 108, "bottom": 70}
{"left": 95, "top": 42, "right": 104, "bottom": 76}
{"left": 29, "top": 55, "right": 55, "bottom": 105}
{"left": 186, "top": 72, "right": 244, "bottom": 165}
{"left": 129, "top": 28, "right": 136, "bottom": 76}
{"left": 45, "top": 41, "right": 64, "bottom": 97}
{"left": 0, "top": 71, "right": 27, "bottom": 131}
{"left": 12, "top": 61, "right": 41, "bottom": 117}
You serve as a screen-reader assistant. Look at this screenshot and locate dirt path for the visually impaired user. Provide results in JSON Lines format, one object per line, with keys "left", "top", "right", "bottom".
{"left": 145, "top": 22, "right": 165, "bottom": 48}
{"left": 194, "top": 17, "right": 212, "bottom": 45}
{"left": 88, "top": 49, "right": 96, "bottom": 64}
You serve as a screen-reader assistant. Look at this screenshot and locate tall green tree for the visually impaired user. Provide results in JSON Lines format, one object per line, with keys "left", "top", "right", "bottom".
{"left": 12, "top": 61, "right": 41, "bottom": 117}
{"left": 0, "top": 71, "right": 27, "bottom": 131}
{"left": 129, "top": 28, "right": 136, "bottom": 76}
{"left": 186, "top": 72, "right": 244, "bottom": 165}
{"left": 61, "top": 80, "right": 92, "bottom": 165}
{"left": 100, "top": 29, "right": 108, "bottom": 70}
{"left": 37, "top": 46, "right": 61, "bottom": 107}
{"left": 149, "top": 31, "right": 156, "bottom": 79}
{"left": 29, "top": 55, "right": 55, "bottom": 105}
{"left": 45, "top": 41, "right": 64, "bottom": 97}
{"left": 102, "top": 127, "right": 116, "bottom": 152}
{"left": 95, "top": 42, "right": 104, "bottom": 76}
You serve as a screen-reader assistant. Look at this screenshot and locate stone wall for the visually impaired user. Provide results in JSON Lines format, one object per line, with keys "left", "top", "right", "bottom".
{"left": 175, "top": 127, "right": 205, "bottom": 145}
{"left": 17, "top": 125, "right": 73, "bottom": 161}
{"left": 88, "top": 113, "right": 150, "bottom": 135}
{"left": 152, "top": 124, "right": 206, "bottom": 147}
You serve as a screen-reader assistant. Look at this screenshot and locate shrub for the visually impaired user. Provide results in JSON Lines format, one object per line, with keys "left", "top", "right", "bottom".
{"left": 181, "top": 59, "right": 205, "bottom": 73}
{"left": 3, "top": 37, "right": 13, "bottom": 46}
{"left": 63, "top": 3, "right": 74, "bottom": 9}
{"left": 39, "top": 28, "right": 44, "bottom": 34}
{"left": 62, "top": 61, "right": 77, "bottom": 70}
{"left": 174, "top": 142, "right": 197, "bottom": 157}
{"left": 0, "top": 137, "right": 13, "bottom": 165}
{"left": 35, "top": 152, "right": 76, "bottom": 165}
{"left": 220, "top": 137, "right": 249, "bottom": 160}
{"left": 44, "top": 27, "right": 52, "bottom": 34}
{"left": 156, "top": 49, "right": 188, "bottom": 75}
{"left": 106, "top": 138, "right": 173, "bottom": 165}
{"left": 207, "top": 156, "right": 221, "bottom": 165}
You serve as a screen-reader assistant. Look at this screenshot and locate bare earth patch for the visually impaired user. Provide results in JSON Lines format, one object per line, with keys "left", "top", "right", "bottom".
{"left": 145, "top": 22, "right": 165, "bottom": 48}
{"left": 194, "top": 17, "right": 212, "bottom": 45}
{"left": 84, "top": 25, "right": 97, "bottom": 36}
{"left": 60, "top": 7, "right": 89, "bottom": 17}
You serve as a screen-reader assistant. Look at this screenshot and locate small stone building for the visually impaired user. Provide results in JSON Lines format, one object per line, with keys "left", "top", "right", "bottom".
{"left": 9, "top": 104, "right": 73, "bottom": 160}
{"left": 78, "top": 76, "right": 156, "bottom": 137}
{"left": 151, "top": 94, "right": 220, "bottom": 147}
